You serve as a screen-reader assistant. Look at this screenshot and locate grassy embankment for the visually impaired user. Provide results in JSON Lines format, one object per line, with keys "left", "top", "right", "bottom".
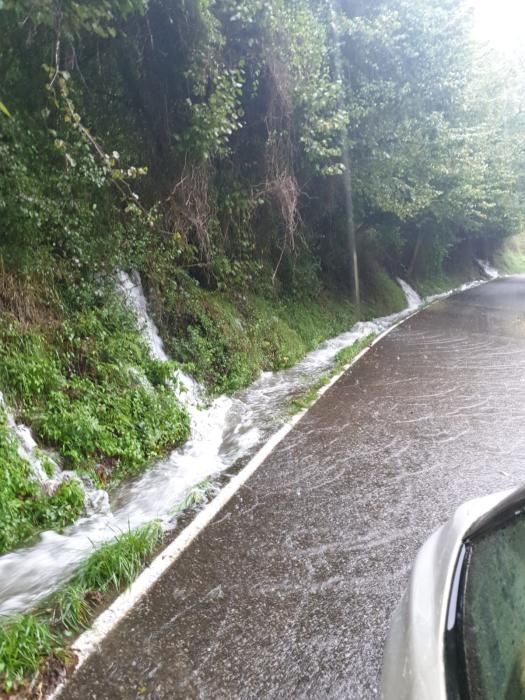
{"left": 147, "top": 265, "right": 405, "bottom": 395}
{"left": 494, "top": 232, "right": 525, "bottom": 274}
{"left": 0, "top": 523, "right": 163, "bottom": 695}
{"left": 413, "top": 233, "right": 525, "bottom": 298}
{"left": 412, "top": 262, "right": 481, "bottom": 298}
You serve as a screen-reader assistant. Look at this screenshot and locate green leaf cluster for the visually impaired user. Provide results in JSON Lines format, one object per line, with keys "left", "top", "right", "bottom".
{"left": 0, "top": 410, "right": 85, "bottom": 555}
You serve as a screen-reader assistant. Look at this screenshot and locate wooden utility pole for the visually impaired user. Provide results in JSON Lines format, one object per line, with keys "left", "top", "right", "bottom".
{"left": 341, "top": 141, "right": 360, "bottom": 306}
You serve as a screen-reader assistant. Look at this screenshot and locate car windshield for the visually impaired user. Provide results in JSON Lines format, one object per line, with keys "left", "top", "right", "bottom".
{"left": 449, "top": 510, "right": 525, "bottom": 699}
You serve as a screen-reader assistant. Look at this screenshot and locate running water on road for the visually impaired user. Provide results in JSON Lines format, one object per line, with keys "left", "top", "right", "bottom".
{"left": 0, "top": 274, "right": 479, "bottom": 617}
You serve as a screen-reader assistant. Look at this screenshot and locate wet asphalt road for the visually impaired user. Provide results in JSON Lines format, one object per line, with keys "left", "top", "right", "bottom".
{"left": 60, "top": 277, "right": 525, "bottom": 699}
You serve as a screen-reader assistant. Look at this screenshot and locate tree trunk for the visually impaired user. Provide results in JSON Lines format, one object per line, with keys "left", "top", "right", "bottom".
{"left": 341, "top": 146, "right": 360, "bottom": 306}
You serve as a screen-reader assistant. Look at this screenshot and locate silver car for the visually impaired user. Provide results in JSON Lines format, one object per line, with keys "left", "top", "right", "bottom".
{"left": 382, "top": 486, "right": 525, "bottom": 699}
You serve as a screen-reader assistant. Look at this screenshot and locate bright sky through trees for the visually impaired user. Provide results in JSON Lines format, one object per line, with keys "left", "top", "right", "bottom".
{"left": 472, "top": 0, "right": 525, "bottom": 53}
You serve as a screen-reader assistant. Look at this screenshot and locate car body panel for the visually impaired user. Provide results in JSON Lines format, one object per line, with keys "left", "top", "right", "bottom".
{"left": 382, "top": 490, "right": 513, "bottom": 700}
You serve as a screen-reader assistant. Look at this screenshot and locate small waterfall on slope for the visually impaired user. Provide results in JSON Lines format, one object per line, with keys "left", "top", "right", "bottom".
{"left": 0, "top": 393, "right": 108, "bottom": 512}
{"left": 475, "top": 259, "right": 499, "bottom": 280}
{"left": 2, "top": 395, "right": 54, "bottom": 486}
{"left": 117, "top": 271, "right": 169, "bottom": 362}
{"left": 396, "top": 278, "right": 422, "bottom": 310}
{"left": 0, "top": 274, "right": 424, "bottom": 616}
{"left": 117, "top": 271, "right": 201, "bottom": 406}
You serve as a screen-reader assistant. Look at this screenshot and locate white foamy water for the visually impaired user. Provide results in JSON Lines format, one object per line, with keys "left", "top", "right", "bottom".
{"left": 0, "top": 276, "right": 446, "bottom": 616}
{"left": 116, "top": 271, "right": 169, "bottom": 362}
{"left": 1, "top": 391, "right": 53, "bottom": 485}
{"left": 396, "top": 278, "right": 422, "bottom": 309}
{"left": 117, "top": 272, "right": 201, "bottom": 407}
{"left": 475, "top": 258, "right": 499, "bottom": 280}
{"left": 0, "top": 393, "right": 108, "bottom": 513}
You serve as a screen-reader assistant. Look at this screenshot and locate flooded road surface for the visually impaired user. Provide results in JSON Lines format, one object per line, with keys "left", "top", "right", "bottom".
{"left": 59, "top": 277, "right": 525, "bottom": 699}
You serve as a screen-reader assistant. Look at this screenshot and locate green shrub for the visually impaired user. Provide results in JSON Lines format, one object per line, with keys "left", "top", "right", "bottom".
{"left": 0, "top": 322, "right": 63, "bottom": 407}
{"left": 0, "top": 413, "right": 85, "bottom": 554}
{"left": 32, "top": 479, "right": 86, "bottom": 531}
{"left": 0, "top": 615, "right": 56, "bottom": 691}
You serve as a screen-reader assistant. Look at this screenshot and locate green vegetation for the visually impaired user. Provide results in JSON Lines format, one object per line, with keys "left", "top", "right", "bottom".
{"left": 289, "top": 378, "right": 331, "bottom": 415}
{"left": 150, "top": 266, "right": 405, "bottom": 395}
{"left": 170, "top": 479, "right": 215, "bottom": 515}
{"left": 1, "top": 0, "right": 522, "bottom": 419}
{"left": 1, "top": 0, "right": 523, "bottom": 322}
{"left": 0, "top": 614, "right": 57, "bottom": 692}
{"left": 0, "top": 278, "right": 187, "bottom": 569}
{"left": 413, "top": 271, "right": 476, "bottom": 299}
{"left": 289, "top": 334, "right": 377, "bottom": 414}
{"left": 156, "top": 279, "right": 353, "bottom": 394}
{"left": 0, "top": 523, "right": 163, "bottom": 692}
{"left": 51, "top": 521, "right": 163, "bottom": 635}
{"left": 495, "top": 233, "right": 525, "bottom": 274}
{"left": 410, "top": 243, "right": 483, "bottom": 297}
{"left": 333, "top": 336, "right": 378, "bottom": 370}
{"left": 0, "top": 294, "right": 189, "bottom": 484}
{"left": 0, "top": 410, "right": 85, "bottom": 554}
{"left": 71, "top": 521, "right": 163, "bottom": 595}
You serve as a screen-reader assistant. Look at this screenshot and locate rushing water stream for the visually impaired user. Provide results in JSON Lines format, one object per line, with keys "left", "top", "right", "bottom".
{"left": 475, "top": 258, "right": 499, "bottom": 280}
{"left": 0, "top": 273, "right": 485, "bottom": 617}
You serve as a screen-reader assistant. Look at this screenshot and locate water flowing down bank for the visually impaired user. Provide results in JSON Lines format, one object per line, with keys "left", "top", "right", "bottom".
{"left": 396, "top": 278, "right": 422, "bottom": 309}
{"left": 475, "top": 258, "right": 499, "bottom": 279}
{"left": 0, "top": 394, "right": 109, "bottom": 514}
{"left": 0, "top": 273, "right": 488, "bottom": 617}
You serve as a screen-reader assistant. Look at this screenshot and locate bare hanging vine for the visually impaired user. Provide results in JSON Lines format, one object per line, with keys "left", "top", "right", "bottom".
{"left": 263, "top": 54, "right": 301, "bottom": 280}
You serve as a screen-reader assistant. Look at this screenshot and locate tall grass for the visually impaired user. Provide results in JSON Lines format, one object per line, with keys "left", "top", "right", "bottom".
{"left": 0, "top": 615, "right": 56, "bottom": 691}
{"left": 170, "top": 479, "right": 214, "bottom": 515}
{"left": 0, "top": 522, "right": 163, "bottom": 691}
